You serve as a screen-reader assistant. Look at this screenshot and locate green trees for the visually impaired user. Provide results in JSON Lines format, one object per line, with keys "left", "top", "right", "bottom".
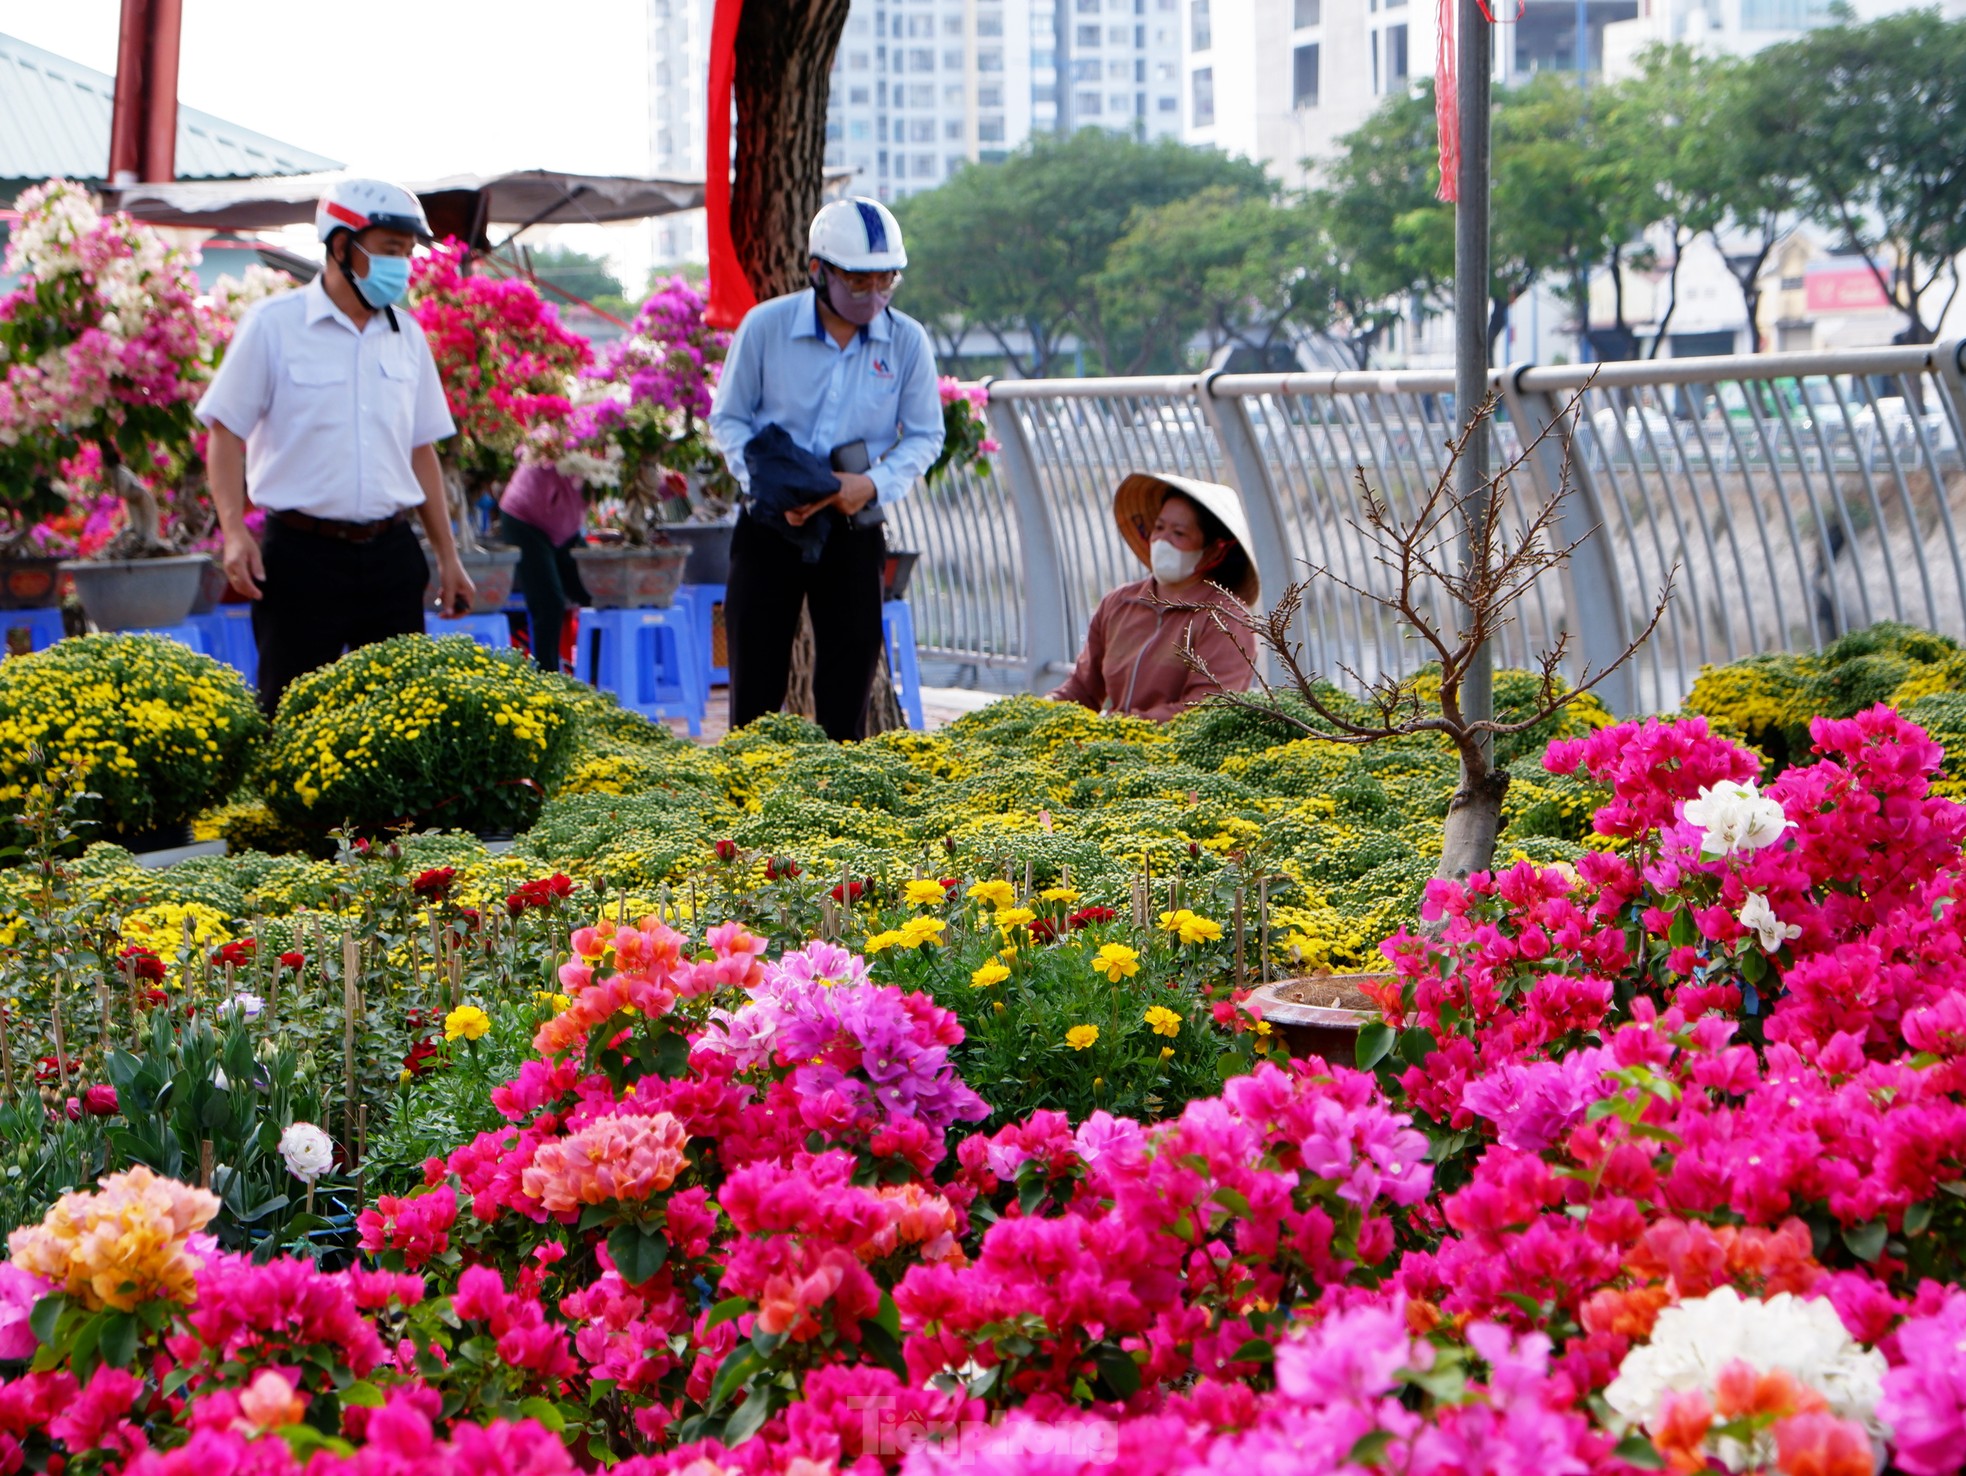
{"left": 896, "top": 131, "right": 1273, "bottom": 375}
{"left": 895, "top": 11, "right": 1966, "bottom": 374}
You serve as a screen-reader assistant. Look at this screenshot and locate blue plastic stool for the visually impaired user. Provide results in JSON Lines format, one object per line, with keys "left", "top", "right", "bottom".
{"left": 189, "top": 605, "right": 258, "bottom": 687}
{"left": 1, "top": 606, "right": 66, "bottom": 652}
{"left": 574, "top": 604, "right": 706, "bottom": 737}
{"left": 129, "top": 621, "right": 209, "bottom": 655}
{"left": 675, "top": 583, "right": 728, "bottom": 690}
{"left": 425, "top": 611, "right": 512, "bottom": 649}
{"left": 882, "top": 598, "right": 925, "bottom": 731}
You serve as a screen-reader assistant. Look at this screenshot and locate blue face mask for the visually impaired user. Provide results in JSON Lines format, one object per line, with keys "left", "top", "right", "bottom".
{"left": 352, "top": 250, "right": 411, "bottom": 309}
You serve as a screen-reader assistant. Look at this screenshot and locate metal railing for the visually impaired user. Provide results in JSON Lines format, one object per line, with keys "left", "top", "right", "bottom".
{"left": 890, "top": 341, "right": 1966, "bottom": 715}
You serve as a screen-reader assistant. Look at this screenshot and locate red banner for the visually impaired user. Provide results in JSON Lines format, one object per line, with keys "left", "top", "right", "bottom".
{"left": 704, "top": 0, "right": 755, "bottom": 330}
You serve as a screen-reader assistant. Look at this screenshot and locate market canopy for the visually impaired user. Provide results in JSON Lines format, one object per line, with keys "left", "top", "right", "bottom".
{"left": 105, "top": 169, "right": 710, "bottom": 250}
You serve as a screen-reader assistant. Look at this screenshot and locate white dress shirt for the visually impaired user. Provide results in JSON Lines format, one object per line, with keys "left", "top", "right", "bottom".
{"left": 195, "top": 277, "right": 455, "bottom": 521}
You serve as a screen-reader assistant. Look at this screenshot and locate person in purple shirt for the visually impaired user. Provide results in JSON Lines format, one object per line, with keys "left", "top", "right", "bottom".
{"left": 499, "top": 461, "right": 591, "bottom": 672}
{"left": 708, "top": 197, "right": 943, "bottom": 741}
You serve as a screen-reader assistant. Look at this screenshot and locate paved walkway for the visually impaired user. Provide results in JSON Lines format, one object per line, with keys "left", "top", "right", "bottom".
{"left": 664, "top": 685, "right": 1006, "bottom": 744}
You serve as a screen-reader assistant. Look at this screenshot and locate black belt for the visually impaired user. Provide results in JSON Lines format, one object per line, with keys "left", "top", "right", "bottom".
{"left": 272, "top": 508, "right": 411, "bottom": 543}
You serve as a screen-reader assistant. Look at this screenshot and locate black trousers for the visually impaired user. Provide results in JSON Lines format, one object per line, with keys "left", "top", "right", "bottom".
{"left": 500, "top": 511, "right": 589, "bottom": 673}
{"left": 253, "top": 517, "right": 426, "bottom": 718}
{"left": 726, "top": 509, "right": 885, "bottom": 742}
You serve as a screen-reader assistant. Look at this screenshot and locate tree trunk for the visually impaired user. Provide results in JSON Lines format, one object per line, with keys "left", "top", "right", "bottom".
{"left": 1436, "top": 764, "right": 1510, "bottom": 884}
{"left": 730, "top": 0, "right": 903, "bottom": 736}
{"left": 730, "top": 0, "right": 852, "bottom": 303}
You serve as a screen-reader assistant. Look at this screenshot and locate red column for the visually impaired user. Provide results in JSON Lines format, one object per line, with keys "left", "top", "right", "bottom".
{"left": 108, "top": 0, "right": 183, "bottom": 185}
{"left": 703, "top": 0, "right": 755, "bottom": 329}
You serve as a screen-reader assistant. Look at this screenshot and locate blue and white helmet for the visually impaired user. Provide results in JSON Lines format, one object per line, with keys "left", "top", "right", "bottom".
{"left": 807, "top": 197, "right": 907, "bottom": 272}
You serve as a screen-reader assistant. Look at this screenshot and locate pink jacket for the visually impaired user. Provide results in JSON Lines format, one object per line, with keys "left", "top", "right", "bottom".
{"left": 1049, "top": 577, "right": 1256, "bottom": 721}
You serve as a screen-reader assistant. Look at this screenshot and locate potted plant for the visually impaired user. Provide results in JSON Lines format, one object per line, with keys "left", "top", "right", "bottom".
{"left": 1200, "top": 392, "right": 1671, "bottom": 1057}
{"left": 0, "top": 180, "right": 220, "bottom": 630}
{"left": 571, "top": 276, "right": 739, "bottom": 599}
{"left": 406, "top": 240, "right": 592, "bottom": 613}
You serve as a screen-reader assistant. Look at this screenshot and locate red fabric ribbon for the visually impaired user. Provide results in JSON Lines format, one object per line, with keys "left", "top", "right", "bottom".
{"left": 704, "top": 0, "right": 755, "bottom": 329}
{"left": 1436, "top": 0, "right": 1458, "bottom": 203}
{"left": 1436, "top": 2, "right": 1527, "bottom": 204}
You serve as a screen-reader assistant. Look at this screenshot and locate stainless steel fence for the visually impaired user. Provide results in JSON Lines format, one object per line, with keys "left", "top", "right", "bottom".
{"left": 893, "top": 342, "right": 1966, "bottom": 714}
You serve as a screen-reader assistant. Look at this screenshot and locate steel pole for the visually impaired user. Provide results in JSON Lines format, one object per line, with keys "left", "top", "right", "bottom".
{"left": 1454, "top": 0, "right": 1494, "bottom": 750}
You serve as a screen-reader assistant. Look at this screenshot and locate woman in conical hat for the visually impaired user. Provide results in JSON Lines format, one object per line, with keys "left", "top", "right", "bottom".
{"left": 1049, "top": 472, "right": 1259, "bottom": 722}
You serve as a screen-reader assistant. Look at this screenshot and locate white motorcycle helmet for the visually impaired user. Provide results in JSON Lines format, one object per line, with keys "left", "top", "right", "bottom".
{"left": 807, "top": 197, "right": 907, "bottom": 272}
{"left": 314, "top": 177, "right": 433, "bottom": 244}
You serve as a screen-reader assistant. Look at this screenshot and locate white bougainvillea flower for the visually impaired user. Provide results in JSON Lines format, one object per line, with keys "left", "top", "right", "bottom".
{"left": 1684, "top": 779, "right": 1793, "bottom": 860}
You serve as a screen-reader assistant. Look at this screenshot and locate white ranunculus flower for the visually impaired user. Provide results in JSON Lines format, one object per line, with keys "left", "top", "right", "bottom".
{"left": 278, "top": 1121, "right": 335, "bottom": 1182}
{"left": 1737, "top": 893, "right": 1801, "bottom": 953}
{"left": 1605, "top": 1287, "right": 1885, "bottom": 1473}
{"left": 1684, "top": 779, "right": 1793, "bottom": 860}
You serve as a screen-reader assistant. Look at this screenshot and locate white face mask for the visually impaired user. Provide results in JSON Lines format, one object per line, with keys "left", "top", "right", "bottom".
{"left": 1150, "top": 539, "right": 1203, "bottom": 584}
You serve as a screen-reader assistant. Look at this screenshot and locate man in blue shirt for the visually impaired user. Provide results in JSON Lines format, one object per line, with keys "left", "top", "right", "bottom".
{"left": 708, "top": 197, "right": 944, "bottom": 741}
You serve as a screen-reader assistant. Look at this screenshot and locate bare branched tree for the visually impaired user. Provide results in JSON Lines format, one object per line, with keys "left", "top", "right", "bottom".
{"left": 1179, "top": 388, "right": 1674, "bottom": 883}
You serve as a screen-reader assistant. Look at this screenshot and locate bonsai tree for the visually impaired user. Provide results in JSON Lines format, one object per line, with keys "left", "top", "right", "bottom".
{"left": 0, "top": 178, "right": 215, "bottom": 559}
{"left": 1185, "top": 391, "right": 1672, "bottom": 882}
{"left": 581, "top": 276, "right": 738, "bottom": 545}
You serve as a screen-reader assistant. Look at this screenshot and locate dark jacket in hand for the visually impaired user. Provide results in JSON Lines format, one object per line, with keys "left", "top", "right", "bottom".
{"left": 743, "top": 423, "right": 841, "bottom": 564}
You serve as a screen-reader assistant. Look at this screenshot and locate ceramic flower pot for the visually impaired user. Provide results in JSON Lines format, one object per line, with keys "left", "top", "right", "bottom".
{"left": 186, "top": 556, "right": 231, "bottom": 616}
{"left": 883, "top": 549, "right": 919, "bottom": 601}
{"left": 424, "top": 544, "right": 521, "bottom": 615}
{"left": 0, "top": 556, "right": 63, "bottom": 610}
{"left": 665, "top": 518, "right": 737, "bottom": 586}
{"left": 1245, "top": 975, "right": 1382, "bottom": 1068}
{"left": 60, "top": 553, "right": 207, "bottom": 631}
{"left": 570, "top": 544, "right": 690, "bottom": 609}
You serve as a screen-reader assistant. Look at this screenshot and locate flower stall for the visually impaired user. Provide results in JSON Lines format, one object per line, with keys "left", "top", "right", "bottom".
{"left": 0, "top": 180, "right": 228, "bottom": 629}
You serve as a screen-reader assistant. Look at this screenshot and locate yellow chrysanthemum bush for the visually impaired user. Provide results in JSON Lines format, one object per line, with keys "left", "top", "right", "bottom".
{"left": 257, "top": 634, "right": 581, "bottom": 836}
{"left": 1683, "top": 620, "right": 1966, "bottom": 770}
{"left": 0, "top": 634, "right": 262, "bottom": 842}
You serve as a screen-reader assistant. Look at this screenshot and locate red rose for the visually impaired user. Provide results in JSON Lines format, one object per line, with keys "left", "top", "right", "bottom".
{"left": 412, "top": 867, "right": 457, "bottom": 901}
{"left": 829, "top": 879, "right": 867, "bottom": 903}
{"left": 118, "top": 946, "right": 166, "bottom": 983}
{"left": 714, "top": 839, "right": 740, "bottom": 864}
{"left": 1068, "top": 906, "right": 1118, "bottom": 930}
{"left": 278, "top": 951, "right": 305, "bottom": 971}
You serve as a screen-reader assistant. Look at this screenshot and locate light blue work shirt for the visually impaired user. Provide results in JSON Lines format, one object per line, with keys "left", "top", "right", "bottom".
{"left": 708, "top": 288, "right": 944, "bottom": 505}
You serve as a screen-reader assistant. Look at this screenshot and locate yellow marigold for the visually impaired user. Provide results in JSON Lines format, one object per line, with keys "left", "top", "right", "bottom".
{"left": 904, "top": 878, "right": 951, "bottom": 907}
{"left": 994, "top": 906, "right": 1037, "bottom": 931}
{"left": 970, "top": 960, "right": 1010, "bottom": 988}
{"left": 8, "top": 1165, "right": 219, "bottom": 1311}
{"left": 897, "top": 916, "right": 947, "bottom": 949}
{"left": 1144, "top": 1004, "right": 1182, "bottom": 1038}
{"left": 966, "top": 879, "right": 1016, "bottom": 910}
{"left": 1158, "top": 908, "right": 1224, "bottom": 946}
{"left": 863, "top": 930, "right": 905, "bottom": 954}
{"left": 1039, "top": 886, "right": 1081, "bottom": 903}
{"left": 1065, "top": 1024, "right": 1099, "bottom": 1050}
{"left": 1091, "top": 943, "right": 1140, "bottom": 982}
{"left": 534, "top": 991, "right": 572, "bottom": 1013}
{"left": 444, "top": 1005, "right": 492, "bottom": 1041}
{"left": 1159, "top": 1046, "right": 1175, "bottom": 1061}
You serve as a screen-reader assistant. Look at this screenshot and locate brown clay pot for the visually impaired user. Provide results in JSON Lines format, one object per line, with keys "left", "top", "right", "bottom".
{"left": 1245, "top": 974, "right": 1385, "bottom": 1068}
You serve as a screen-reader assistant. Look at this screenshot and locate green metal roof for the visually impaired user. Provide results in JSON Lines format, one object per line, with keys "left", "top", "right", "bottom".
{"left": 0, "top": 30, "right": 341, "bottom": 195}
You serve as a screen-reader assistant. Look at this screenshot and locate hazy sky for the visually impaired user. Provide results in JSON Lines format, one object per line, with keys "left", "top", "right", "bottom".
{"left": 0, "top": 0, "right": 674, "bottom": 287}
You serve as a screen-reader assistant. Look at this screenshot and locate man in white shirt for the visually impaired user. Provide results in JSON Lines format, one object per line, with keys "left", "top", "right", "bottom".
{"left": 197, "top": 178, "right": 475, "bottom": 717}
